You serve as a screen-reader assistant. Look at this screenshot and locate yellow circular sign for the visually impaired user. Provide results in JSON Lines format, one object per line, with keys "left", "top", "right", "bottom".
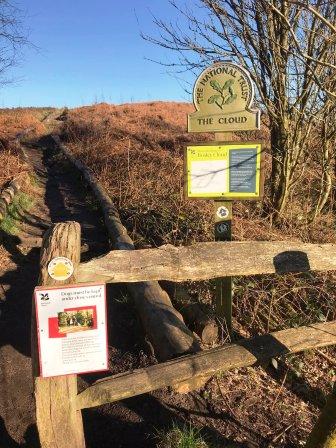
{"left": 47, "top": 257, "right": 74, "bottom": 281}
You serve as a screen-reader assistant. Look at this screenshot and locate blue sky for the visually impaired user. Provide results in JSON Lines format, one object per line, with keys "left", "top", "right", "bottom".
{"left": 1, "top": 0, "right": 198, "bottom": 108}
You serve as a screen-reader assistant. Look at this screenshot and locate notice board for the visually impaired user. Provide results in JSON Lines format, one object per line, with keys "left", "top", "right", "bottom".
{"left": 35, "top": 282, "right": 108, "bottom": 378}
{"left": 185, "top": 143, "right": 263, "bottom": 200}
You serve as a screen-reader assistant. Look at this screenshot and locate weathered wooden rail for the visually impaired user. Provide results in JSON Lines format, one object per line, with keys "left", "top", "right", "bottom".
{"left": 77, "top": 240, "right": 336, "bottom": 283}
{"left": 76, "top": 320, "right": 336, "bottom": 410}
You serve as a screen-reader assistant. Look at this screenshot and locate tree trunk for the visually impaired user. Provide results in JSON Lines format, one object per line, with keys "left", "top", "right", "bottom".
{"left": 310, "top": 128, "right": 333, "bottom": 221}
{"left": 270, "top": 125, "right": 293, "bottom": 219}
{"left": 270, "top": 127, "right": 284, "bottom": 211}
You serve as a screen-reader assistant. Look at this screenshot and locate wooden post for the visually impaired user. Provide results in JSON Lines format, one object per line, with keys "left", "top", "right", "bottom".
{"left": 214, "top": 200, "right": 233, "bottom": 329}
{"left": 214, "top": 132, "right": 233, "bottom": 331}
{"left": 31, "top": 222, "right": 85, "bottom": 448}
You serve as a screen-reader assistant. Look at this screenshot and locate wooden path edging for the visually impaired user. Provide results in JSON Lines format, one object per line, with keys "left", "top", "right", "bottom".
{"left": 75, "top": 319, "right": 336, "bottom": 410}
{"left": 0, "top": 127, "right": 38, "bottom": 223}
{"left": 0, "top": 178, "right": 21, "bottom": 223}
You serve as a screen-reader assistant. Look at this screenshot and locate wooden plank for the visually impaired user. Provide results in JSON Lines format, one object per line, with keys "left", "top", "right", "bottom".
{"left": 32, "top": 222, "right": 85, "bottom": 448}
{"left": 54, "top": 136, "right": 201, "bottom": 361}
{"left": 77, "top": 240, "right": 336, "bottom": 284}
{"left": 75, "top": 320, "right": 336, "bottom": 410}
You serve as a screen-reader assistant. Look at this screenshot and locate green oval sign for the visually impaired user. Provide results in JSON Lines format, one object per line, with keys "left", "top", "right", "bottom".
{"left": 188, "top": 62, "right": 260, "bottom": 133}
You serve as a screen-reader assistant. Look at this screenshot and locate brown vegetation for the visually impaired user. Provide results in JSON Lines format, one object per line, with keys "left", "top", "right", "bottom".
{"left": 63, "top": 102, "right": 275, "bottom": 247}
{"left": 0, "top": 108, "right": 49, "bottom": 269}
{"left": 62, "top": 102, "right": 336, "bottom": 334}
{"left": 0, "top": 108, "right": 47, "bottom": 143}
{"left": 0, "top": 108, "right": 49, "bottom": 188}
{"left": 0, "top": 149, "right": 26, "bottom": 189}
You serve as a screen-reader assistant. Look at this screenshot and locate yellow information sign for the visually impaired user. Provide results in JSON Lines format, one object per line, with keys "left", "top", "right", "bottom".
{"left": 185, "top": 143, "right": 263, "bottom": 200}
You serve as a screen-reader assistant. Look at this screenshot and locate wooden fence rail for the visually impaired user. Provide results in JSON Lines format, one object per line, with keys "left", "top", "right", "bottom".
{"left": 32, "top": 223, "right": 336, "bottom": 448}
{"left": 76, "top": 320, "right": 336, "bottom": 410}
{"left": 77, "top": 240, "right": 336, "bottom": 284}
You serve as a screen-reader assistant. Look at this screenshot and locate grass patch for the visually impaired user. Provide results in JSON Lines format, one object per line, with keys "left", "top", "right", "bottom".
{"left": 155, "top": 423, "right": 210, "bottom": 448}
{"left": 28, "top": 172, "right": 42, "bottom": 188}
{"left": 0, "top": 192, "right": 34, "bottom": 235}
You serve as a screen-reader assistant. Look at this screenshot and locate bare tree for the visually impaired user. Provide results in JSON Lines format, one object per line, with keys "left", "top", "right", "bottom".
{"left": 309, "top": 64, "right": 336, "bottom": 221}
{"left": 0, "top": 0, "right": 28, "bottom": 85}
{"left": 144, "top": 0, "right": 336, "bottom": 218}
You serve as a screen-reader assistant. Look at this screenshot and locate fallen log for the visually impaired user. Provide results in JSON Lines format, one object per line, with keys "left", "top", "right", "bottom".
{"left": 31, "top": 222, "right": 85, "bottom": 448}
{"left": 161, "top": 282, "right": 218, "bottom": 344}
{"left": 177, "top": 301, "right": 218, "bottom": 345}
{"left": 77, "top": 240, "right": 336, "bottom": 284}
{"left": 75, "top": 319, "right": 336, "bottom": 410}
{"left": 53, "top": 136, "right": 200, "bottom": 361}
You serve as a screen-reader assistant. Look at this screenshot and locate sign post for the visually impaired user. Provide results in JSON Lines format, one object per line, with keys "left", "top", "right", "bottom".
{"left": 214, "top": 199, "right": 232, "bottom": 329}
{"left": 186, "top": 61, "right": 262, "bottom": 332}
{"left": 214, "top": 131, "right": 232, "bottom": 330}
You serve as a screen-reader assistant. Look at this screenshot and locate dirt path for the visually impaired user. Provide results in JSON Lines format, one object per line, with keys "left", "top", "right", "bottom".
{"left": 0, "top": 135, "right": 130, "bottom": 447}
{"left": 0, "top": 135, "right": 105, "bottom": 443}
